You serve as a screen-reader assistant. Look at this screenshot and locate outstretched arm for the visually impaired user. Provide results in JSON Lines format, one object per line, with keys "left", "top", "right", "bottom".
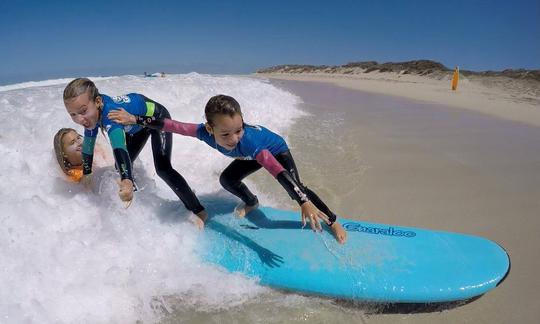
{"left": 108, "top": 127, "right": 134, "bottom": 203}
{"left": 108, "top": 108, "right": 198, "bottom": 137}
{"left": 161, "top": 118, "right": 198, "bottom": 137}
{"left": 79, "top": 128, "right": 99, "bottom": 185}
{"left": 81, "top": 136, "right": 95, "bottom": 176}
{"left": 255, "top": 150, "right": 330, "bottom": 230}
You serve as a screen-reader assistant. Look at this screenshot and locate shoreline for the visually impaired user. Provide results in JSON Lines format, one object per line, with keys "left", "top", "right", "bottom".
{"left": 255, "top": 72, "right": 540, "bottom": 128}
{"left": 267, "top": 79, "right": 540, "bottom": 324}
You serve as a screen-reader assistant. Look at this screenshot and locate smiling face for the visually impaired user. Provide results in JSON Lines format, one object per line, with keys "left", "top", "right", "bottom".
{"left": 62, "top": 130, "right": 83, "bottom": 167}
{"left": 206, "top": 113, "right": 244, "bottom": 150}
{"left": 64, "top": 91, "right": 102, "bottom": 129}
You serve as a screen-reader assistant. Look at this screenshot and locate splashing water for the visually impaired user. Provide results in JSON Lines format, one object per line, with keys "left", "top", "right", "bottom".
{"left": 0, "top": 73, "right": 305, "bottom": 323}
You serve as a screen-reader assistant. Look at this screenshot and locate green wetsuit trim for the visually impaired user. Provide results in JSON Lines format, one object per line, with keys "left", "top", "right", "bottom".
{"left": 145, "top": 101, "right": 155, "bottom": 116}
{"left": 82, "top": 136, "right": 96, "bottom": 155}
{"left": 109, "top": 128, "right": 127, "bottom": 150}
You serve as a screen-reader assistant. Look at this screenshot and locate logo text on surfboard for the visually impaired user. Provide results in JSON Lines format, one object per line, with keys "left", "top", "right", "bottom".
{"left": 343, "top": 222, "right": 416, "bottom": 238}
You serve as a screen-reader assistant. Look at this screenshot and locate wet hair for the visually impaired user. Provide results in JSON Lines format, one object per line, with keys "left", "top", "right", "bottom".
{"left": 53, "top": 128, "right": 78, "bottom": 173}
{"left": 53, "top": 128, "right": 83, "bottom": 182}
{"left": 204, "top": 94, "right": 243, "bottom": 126}
{"left": 63, "top": 77, "right": 106, "bottom": 135}
{"left": 63, "top": 78, "right": 100, "bottom": 102}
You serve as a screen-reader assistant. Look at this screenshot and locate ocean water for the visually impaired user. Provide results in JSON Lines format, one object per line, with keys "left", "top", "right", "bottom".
{"left": 4, "top": 74, "right": 537, "bottom": 323}
{"left": 0, "top": 74, "right": 336, "bottom": 323}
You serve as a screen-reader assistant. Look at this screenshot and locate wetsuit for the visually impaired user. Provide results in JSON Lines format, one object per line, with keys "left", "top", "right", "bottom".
{"left": 134, "top": 116, "right": 337, "bottom": 225}
{"left": 82, "top": 94, "right": 204, "bottom": 214}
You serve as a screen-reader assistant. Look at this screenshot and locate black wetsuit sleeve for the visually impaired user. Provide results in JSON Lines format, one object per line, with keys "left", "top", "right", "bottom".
{"left": 81, "top": 135, "right": 96, "bottom": 175}
{"left": 135, "top": 115, "right": 199, "bottom": 137}
{"left": 112, "top": 148, "right": 133, "bottom": 181}
{"left": 135, "top": 115, "right": 165, "bottom": 130}
{"left": 82, "top": 152, "right": 93, "bottom": 175}
{"left": 108, "top": 128, "right": 134, "bottom": 181}
{"left": 276, "top": 171, "right": 310, "bottom": 205}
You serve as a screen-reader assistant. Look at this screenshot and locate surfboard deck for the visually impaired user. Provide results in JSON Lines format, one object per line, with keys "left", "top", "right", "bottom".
{"left": 197, "top": 206, "right": 510, "bottom": 303}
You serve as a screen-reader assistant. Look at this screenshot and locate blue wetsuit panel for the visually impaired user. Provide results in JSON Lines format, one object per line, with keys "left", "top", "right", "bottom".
{"left": 84, "top": 93, "right": 147, "bottom": 138}
{"left": 196, "top": 124, "right": 289, "bottom": 159}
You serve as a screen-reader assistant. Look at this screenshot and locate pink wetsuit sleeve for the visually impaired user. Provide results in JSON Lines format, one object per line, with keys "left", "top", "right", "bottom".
{"left": 162, "top": 119, "right": 198, "bottom": 137}
{"left": 255, "top": 150, "right": 286, "bottom": 178}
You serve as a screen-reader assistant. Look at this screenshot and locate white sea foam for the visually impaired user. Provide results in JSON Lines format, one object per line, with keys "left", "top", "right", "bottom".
{"left": 0, "top": 77, "right": 116, "bottom": 93}
{"left": 0, "top": 74, "right": 304, "bottom": 323}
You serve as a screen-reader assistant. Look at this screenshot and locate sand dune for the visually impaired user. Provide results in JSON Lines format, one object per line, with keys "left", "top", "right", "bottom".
{"left": 256, "top": 65, "right": 540, "bottom": 127}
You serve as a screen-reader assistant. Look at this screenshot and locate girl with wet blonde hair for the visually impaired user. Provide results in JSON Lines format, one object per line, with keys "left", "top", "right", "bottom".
{"left": 63, "top": 77, "right": 207, "bottom": 227}
{"left": 53, "top": 128, "right": 84, "bottom": 182}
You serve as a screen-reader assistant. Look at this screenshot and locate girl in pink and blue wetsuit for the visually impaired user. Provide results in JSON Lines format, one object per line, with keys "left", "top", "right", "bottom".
{"left": 108, "top": 94, "right": 347, "bottom": 243}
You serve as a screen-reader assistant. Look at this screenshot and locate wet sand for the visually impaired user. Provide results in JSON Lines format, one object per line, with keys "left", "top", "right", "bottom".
{"left": 261, "top": 79, "right": 540, "bottom": 323}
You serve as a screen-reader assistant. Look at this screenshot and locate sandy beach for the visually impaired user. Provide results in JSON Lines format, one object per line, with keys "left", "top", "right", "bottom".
{"left": 245, "top": 75, "right": 540, "bottom": 323}
{"left": 256, "top": 71, "right": 540, "bottom": 128}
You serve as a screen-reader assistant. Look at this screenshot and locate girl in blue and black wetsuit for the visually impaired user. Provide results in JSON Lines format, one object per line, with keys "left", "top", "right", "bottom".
{"left": 108, "top": 94, "right": 347, "bottom": 243}
{"left": 63, "top": 78, "right": 207, "bottom": 227}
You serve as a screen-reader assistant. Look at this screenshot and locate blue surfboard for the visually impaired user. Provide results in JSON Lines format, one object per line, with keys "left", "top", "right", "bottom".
{"left": 197, "top": 206, "right": 510, "bottom": 303}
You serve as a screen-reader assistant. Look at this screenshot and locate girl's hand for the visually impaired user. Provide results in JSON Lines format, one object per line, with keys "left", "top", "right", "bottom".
{"left": 189, "top": 210, "right": 208, "bottom": 230}
{"left": 108, "top": 108, "right": 137, "bottom": 125}
{"left": 118, "top": 179, "right": 134, "bottom": 206}
{"left": 300, "top": 201, "right": 330, "bottom": 232}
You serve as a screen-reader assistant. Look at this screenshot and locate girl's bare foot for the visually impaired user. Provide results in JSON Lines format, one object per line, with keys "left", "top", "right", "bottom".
{"left": 234, "top": 202, "right": 259, "bottom": 218}
{"left": 189, "top": 210, "right": 208, "bottom": 230}
{"left": 330, "top": 222, "right": 348, "bottom": 244}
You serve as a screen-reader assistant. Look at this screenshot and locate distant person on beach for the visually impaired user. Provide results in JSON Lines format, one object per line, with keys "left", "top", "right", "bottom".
{"left": 108, "top": 94, "right": 348, "bottom": 244}
{"left": 144, "top": 72, "right": 166, "bottom": 78}
{"left": 62, "top": 78, "right": 207, "bottom": 227}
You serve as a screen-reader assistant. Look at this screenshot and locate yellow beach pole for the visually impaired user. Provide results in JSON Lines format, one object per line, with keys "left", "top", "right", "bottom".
{"left": 451, "top": 66, "right": 459, "bottom": 91}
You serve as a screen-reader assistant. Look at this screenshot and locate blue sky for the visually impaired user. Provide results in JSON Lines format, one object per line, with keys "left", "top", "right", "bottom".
{"left": 1, "top": 0, "right": 539, "bottom": 85}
